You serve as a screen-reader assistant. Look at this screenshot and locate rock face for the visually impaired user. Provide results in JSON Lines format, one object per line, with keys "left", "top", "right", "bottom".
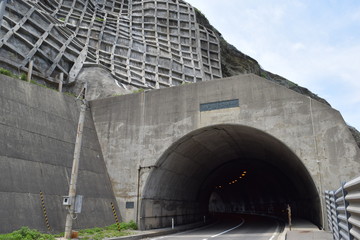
{"left": 73, "top": 66, "right": 133, "bottom": 100}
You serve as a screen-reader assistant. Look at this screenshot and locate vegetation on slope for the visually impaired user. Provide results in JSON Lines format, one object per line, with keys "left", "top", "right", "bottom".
{"left": 0, "top": 222, "right": 138, "bottom": 240}
{"left": 0, "top": 227, "right": 55, "bottom": 240}
{"left": 349, "top": 126, "right": 360, "bottom": 149}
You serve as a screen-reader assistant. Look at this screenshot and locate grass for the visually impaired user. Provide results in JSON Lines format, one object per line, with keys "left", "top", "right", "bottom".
{"left": 260, "top": 71, "right": 267, "bottom": 79}
{"left": 30, "top": 79, "right": 55, "bottom": 91}
{"left": 63, "top": 91, "right": 77, "bottom": 97}
{"left": 20, "top": 73, "right": 27, "bottom": 81}
{"left": 0, "top": 67, "right": 27, "bottom": 81}
{"left": 132, "top": 88, "right": 144, "bottom": 93}
{"left": 75, "top": 221, "right": 138, "bottom": 240}
{"left": 0, "top": 222, "right": 137, "bottom": 240}
{"left": 0, "top": 67, "right": 17, "bottom": 78}
{"left": 0, "top": 227, "right": 55, "bottom": 240}
{"left": 0, "top": 67, "right": 59, "bottom": 92}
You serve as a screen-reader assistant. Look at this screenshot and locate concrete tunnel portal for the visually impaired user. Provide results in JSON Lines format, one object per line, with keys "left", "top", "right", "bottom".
{"left": 140, "top": 124, "right": 321, "bottom": 229}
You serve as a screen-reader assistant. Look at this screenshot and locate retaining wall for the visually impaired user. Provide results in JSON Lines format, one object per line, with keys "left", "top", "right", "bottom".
{"left": 0, "top": 75, "right": 118, "bottom": 233}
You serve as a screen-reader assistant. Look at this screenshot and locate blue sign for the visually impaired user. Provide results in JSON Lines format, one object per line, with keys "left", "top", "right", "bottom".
{"left": 200, "top": 99, "right": 239, "bottom": 112}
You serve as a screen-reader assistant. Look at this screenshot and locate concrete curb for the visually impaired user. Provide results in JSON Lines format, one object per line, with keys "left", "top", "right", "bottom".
{"left": 108, "top": 222, "right": 207, "bottom": 240}
{"left": 277, "top": 227, "right": 288, "bottom": 240}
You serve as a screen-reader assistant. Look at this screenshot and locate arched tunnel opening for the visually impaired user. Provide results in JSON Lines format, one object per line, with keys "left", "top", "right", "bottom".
{"left": 140, "top": 124, "right": 321, "bottom": 230}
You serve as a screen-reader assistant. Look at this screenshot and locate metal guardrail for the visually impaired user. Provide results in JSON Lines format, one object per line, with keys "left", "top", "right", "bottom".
{"left": 325, "top": 176, "right": 360, "bottom": 240}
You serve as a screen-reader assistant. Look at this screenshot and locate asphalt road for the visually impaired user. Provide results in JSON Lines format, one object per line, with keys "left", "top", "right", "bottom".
{"left": 146, "top": 215, "right": 281, "bottom": 240}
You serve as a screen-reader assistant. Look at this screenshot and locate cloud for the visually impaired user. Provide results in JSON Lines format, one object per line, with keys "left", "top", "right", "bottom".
{"left": 186, "top": 0, "right": 360, "bottom": 129}
{"left": 292, "top": 42, "right": 306, "bottom": 51}
{"left": 351, "top": 8, "right": 360, "bottom": 21}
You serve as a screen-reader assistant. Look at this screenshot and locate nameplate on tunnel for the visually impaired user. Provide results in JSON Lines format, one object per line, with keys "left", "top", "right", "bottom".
{"left": 200, "top": 99, "right": 239, "bottom": 112}
{"left": 126, "top": 202, "right": 134, "bottom": 209}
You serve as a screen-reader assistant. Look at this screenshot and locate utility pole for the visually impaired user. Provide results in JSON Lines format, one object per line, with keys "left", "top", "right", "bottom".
{"left": 64, "top": 84, "right": 87, "bottom": 239}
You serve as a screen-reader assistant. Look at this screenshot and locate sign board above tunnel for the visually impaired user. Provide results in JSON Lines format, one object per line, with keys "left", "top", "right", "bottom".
{"left": 200, "top": 99, "right": 239, "bottom": 112}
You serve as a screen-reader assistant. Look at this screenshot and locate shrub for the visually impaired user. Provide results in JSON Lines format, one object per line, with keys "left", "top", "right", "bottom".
{"left": 132, "top": 88, "right": 144, "bottom": 93}
{"left": 20, "top": 73, "right": 27, "bottom": 81}
{"left": 0, "top": 67, "right": 15, "bottom": 78}
{"left": 0, "top": 227, "right": 55, "bottom": 240}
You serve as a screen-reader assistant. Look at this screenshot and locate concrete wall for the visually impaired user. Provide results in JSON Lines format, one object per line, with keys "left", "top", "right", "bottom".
{"left": 90, "top": 74, "right": 360, "bottom": 228}
{"left": 2, "top": 71, "right": 356, "bottom": 232}
{"left": 0, "top": 75, "right": 119, "bottom": 233}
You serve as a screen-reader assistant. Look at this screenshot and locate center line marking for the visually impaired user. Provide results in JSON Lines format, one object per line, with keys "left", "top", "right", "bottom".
{"left": 208, "top": 218, "right": 245, "bottom": 239}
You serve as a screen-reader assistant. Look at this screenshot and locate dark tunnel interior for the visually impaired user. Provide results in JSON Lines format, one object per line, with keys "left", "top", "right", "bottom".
{"left": 140, "top": 124, "right": 321, "bottom": 230}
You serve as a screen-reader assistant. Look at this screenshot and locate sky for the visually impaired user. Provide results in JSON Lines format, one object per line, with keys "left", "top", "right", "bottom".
{"left": 186, "top": 0, "right": 360, "bottom": 130}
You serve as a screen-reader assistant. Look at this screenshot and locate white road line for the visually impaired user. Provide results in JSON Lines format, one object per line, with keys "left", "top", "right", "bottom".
{"left": 149, "top": 222, "right": 218, "bottom": 240}
{"left": 150, "top": 237, "right": 165, "bottom": 240}
{"left": 269, "top": 222, "right": 280, "bottom": 240}
{"left": 202, "top": 218, "right": 245, "bottom": 240}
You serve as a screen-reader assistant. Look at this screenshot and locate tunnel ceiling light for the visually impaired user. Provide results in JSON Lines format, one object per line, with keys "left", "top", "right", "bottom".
{"left": 217, "top": 172, "right": 250, "bottom": 187}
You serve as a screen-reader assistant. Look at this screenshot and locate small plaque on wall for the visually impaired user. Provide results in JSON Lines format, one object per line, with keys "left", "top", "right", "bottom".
{"left": 126, "top": 202, "right": 134, "bottom": 209}
{"left": 200, "top": 99, "right": 239, "bottom": 112}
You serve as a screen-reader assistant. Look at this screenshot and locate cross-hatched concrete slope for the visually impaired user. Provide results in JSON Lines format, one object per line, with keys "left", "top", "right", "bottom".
{"left": 0, "top": 0, "right": 221, "bottom": 90}
{"left": 0, "top": 75, "right": 119, "bottom": 233}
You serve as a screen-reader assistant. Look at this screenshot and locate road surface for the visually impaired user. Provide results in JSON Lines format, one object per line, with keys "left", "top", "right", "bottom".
{"left": 145, "top": 215, "right": 281, "bottom": 240}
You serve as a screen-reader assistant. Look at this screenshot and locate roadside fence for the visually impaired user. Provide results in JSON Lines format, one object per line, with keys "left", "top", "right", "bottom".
{"left": 325, "top": 176, "right": 360, "bottom": 240}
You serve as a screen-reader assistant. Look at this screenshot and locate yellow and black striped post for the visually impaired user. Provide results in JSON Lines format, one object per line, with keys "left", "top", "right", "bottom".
{"left": 111, "top": 202, "right": 121, "bottom": 232}
{"left": 39, "top": 191, "right": 51, "bottom": 231}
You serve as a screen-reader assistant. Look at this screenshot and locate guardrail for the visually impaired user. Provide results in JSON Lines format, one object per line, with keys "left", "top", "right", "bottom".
{"left": 325, "top": 176, "right": 360, "bottom": 240}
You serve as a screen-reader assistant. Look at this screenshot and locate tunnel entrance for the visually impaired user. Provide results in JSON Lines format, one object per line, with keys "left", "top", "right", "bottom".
{"left": 140, "top": 124, "right": 321, "bottom": 230}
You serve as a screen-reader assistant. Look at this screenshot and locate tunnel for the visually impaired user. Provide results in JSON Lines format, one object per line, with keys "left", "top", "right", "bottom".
{"left": 140, "top": 124, "right": 321, "bottom": 230}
